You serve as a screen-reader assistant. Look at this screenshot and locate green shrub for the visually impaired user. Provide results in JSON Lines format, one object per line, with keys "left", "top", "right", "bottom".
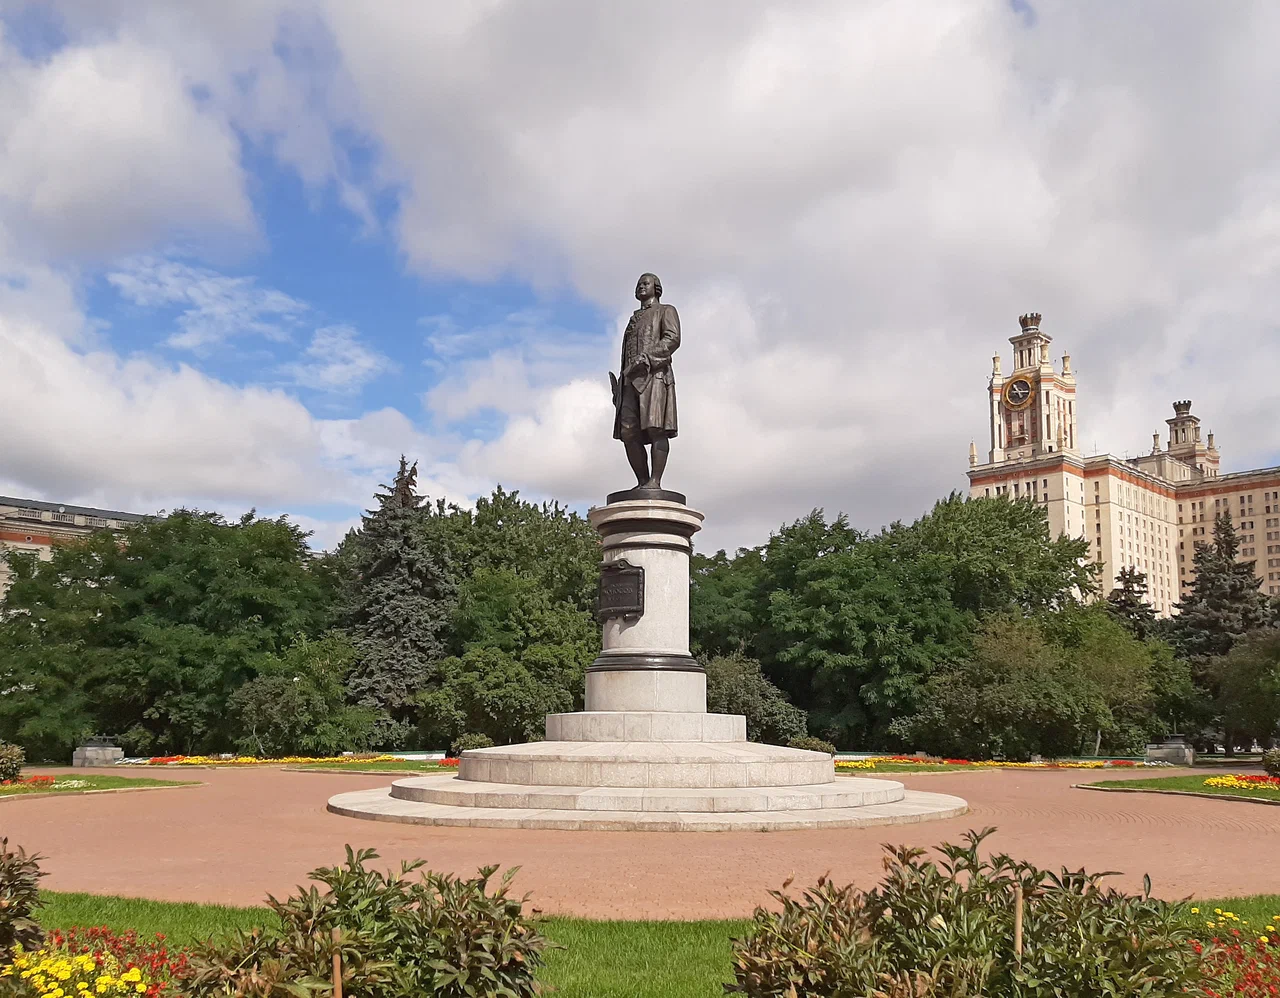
{"left": 177, "top": 846, "right": 549, "bottom": 998}
{"left": 0, "top": 837, "right": 45, "bottom": 956}
{"left": 726, "top": 828, "right": 1204, "bottom": 998}
{"left": 787, "top": 735, "right": 837, "bottom": 756}
{"left": 0, "top": 742, "right": 24, "bottom": 783}
{"left": 1263, "top": 747, "right": 1280, "bottom": 777}
{"left": 450, "top": 732, "right": 496, "bottom": 756}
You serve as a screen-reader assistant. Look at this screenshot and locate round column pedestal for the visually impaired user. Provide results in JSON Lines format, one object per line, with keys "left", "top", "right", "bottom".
{"left": 586, "top": 497, "right": 706, "bottom": 711}
{"left": 585, "top": 669, "right": 706, "bottom": 713}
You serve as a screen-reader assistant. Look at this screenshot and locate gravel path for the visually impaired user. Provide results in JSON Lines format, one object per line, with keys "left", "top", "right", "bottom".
{"left": 10, "top": 766, "right": 1273, "bottom": 919}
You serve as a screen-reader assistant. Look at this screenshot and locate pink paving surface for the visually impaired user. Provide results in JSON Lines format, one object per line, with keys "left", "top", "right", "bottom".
{"left": 6, "top": 766, "right": 1274, "bottom": 919}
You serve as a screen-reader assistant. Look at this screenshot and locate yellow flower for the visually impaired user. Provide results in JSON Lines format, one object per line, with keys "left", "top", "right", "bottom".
{"left": 135, "top": 985, "right": 146, "bottom": 994}
{"left": 1215, "top": 908, "right": 1223, "bottom": 914}
{"left": 1191, "top": 907, "right": 1200, "bottom": 913}
{"left": 1267, "top": 925, "right": 1276, "bottom": 932}
{"left": 1261, "top": 936, "right": 1270, "bottom": 944}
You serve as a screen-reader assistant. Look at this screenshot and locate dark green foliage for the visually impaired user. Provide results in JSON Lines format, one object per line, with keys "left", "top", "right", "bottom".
{"left": 177, "top": 846, "right": 549, "bottom": 998}
{"left": 690, "top": 548, "right": 765, "bottom": 659}
{"left": 726, "top": 828, "right": 1204, "bottom": 998}
{"left": 1106, "top": 566, "right": 1158, "bottom": 640}
{"left": 1169, "top": 513, "right": 1276, "bottom": 664}
{"left": 231, "top": 633, "right": 376, "bottom": 757}
{"left": 418, "top": 567, "right": 596, "bottom": 746}
{"left": 888, "top": 616, "right": 1110, "bottom": 761}
{"left": 0, "top": 741, "right": 23, "bottom": 782}
{"left": 704, "top": 654, "right": 807, "bottom": 744}
{"left": 1215, "top": 628, "right": 1280, "bottom": 747}
{"left": 0, "top": 838, "right": 45, "bottom": 956}
{"left": 787, "top": 735, "right": 836, "bottom": 756}
{"left": 0, "top": 509, "right": 329, "bottom": 760}
{"left": 1264, "top": 748, "right": 1280, "bottom": 777}
{"left": 340, "top": 457, "right": 458, "bottom": 746}
{"left": 690, "top": 496, "right": 1097, "bottom": 749}
{"left": 450, "top": 732, "right": 495, "bottom": 756}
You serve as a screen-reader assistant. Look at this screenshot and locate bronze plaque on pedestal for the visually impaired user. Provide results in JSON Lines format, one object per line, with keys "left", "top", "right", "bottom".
{"left": 597, "top": 560, "right": 644, "bottom": 622}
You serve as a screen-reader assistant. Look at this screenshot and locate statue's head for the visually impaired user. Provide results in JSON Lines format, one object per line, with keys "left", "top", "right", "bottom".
{"left": 635, "top": 273, "right": 662, "bottom": 301}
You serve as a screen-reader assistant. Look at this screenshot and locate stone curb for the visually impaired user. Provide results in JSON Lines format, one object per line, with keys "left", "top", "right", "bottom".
{"left": 1074, "top": 783, "right": 1280, "bottom": 806}
{"left": 0, "top": 782, "right": 201, "bottom": 802}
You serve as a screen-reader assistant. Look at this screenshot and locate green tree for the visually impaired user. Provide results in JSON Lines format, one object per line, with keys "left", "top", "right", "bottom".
{"left": 0, "top": 509, "right": 328, "bottom": 760}
{"left": 703, "top": 653, "right": 807, "bottom": 744}
{"left": 690, "top": 548, "right": 763, "bottom": 659}
{"left": 765, "top": 534, "right": 973, "bottom": 748}
{"left": 230, "top": 632, "right": 376, "bottom": 757}
{"left": 417, "top": 567, "right": 596, "bottom": 746}
{"left": 340, "top": 457, "right": 457, "bottom": 747}
{"left": 1106, "top": 566, "right": 1158, "bottom": 641}
{"left": 1168, "top": 512, "right": 1275, "bottom": 662}
{"left": 888, "top": 493, "right": 1098, "bottom": 615}
{"left": 888, "top": 615, "right": 1110, "bottom": 761}
{"left": 1215, "top": 629, "right": 1280, "bottom": 746}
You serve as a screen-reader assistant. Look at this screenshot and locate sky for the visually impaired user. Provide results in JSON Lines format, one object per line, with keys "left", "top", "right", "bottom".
{"left": 1, "top": 0, "right": 1278, "bottom": 554}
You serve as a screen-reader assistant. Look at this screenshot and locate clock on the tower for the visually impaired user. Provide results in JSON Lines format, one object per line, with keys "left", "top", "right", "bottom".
{"left": 1004, "top": 378, "right": 1033, "bottom": 409}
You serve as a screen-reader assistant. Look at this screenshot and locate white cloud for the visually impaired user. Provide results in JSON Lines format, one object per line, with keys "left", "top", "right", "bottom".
{"left": 107, "top": 257, "right": 309, "bottom": 351}
{"left": 6, "top": 2, "right": 1280, "bottom": 554}
{"left": 312, "top": 0, "right": 1280, "bottom": 547}
{"left": 281, "top": 325, "right": 397, "bottom": 393}
{"left": 0, "top": 30, "right": 254, "bottom": 260}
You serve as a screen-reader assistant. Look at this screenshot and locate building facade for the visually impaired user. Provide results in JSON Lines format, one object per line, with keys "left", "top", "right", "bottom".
{"left": 966, "top": 313, "right": 1280, "bottom": 616}
{"left": 0, "top": 496, "right": 147, "bottom": 598}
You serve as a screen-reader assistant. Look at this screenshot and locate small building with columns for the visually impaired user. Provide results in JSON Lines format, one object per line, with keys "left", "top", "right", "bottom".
{"left": 966, "top": 313, "right": 1280, "bottom": 616}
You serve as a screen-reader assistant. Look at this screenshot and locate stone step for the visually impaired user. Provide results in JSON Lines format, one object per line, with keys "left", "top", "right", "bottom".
{"left": 327, "top": 787, "right": 969, "bottom": 832}
{"left": 390, "top": 774, "right": 904, "bottom": 813}
{"left": 459, "top": 740, "right": 833, "bottom": 788}
{"left": 545, "top": 711, "right": 746, "bottom": 743}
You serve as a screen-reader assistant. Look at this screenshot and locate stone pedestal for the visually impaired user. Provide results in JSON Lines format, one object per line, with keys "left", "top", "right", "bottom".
{"left": 1145, "top": 735, "right": 1195, "bottom": 767}
{"left": 72, "top": 745, "right": 123, "bottom": 767}
{"left": 329, "top": 494, "right": 967, "bottom": 831}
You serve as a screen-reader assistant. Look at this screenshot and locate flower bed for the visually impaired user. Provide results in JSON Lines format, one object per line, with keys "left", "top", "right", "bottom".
{"left": 0, "top": 776, "right": 58, "bottom": 794}
{"left": 835, "top": 756, "right": 1158, "bottom": 772}
{"left": 145, "top": 753, "right": 401, "bottom": 767}
{"left": 1204, "top": 774, "right": 1280, "bottom": 794}
{"left": 2, "top": 927, "right": 183, "bottom": 996}
{"left": 1193, "top": 908, "right": 1280, "bottom": 997}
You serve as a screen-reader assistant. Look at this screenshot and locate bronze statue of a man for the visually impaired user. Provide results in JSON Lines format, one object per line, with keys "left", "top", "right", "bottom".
{"left": 612, "top": 272, "right": 679, "bottom": 490}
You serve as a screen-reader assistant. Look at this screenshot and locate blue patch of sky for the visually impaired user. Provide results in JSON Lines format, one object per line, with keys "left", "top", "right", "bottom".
{"left": 1, "top": 2, "right": 69, "bottom": 60}
{"left": 84, "top": 133, "right": 611, "bottom": 441}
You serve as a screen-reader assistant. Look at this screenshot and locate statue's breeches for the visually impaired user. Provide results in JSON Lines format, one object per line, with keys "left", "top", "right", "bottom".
{"left": 615, "top": 376, "right": 678, "bottom": 443}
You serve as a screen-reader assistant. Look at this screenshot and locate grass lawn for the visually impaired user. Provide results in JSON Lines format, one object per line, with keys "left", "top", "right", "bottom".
{"left": 0, "top": 775, "right": 194, "bottom": 797}
{"left": 38, "top": 889, "right": 1280, "bottom": 997}
{"left": 37, "top": 892, "right": 746, "bottom": 997}
{"left": 1083, "top": 774, "right": 1280, "bottom": 802}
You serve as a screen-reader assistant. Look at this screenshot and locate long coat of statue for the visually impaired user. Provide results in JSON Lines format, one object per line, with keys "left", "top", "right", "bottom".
{"left": 613, "top": 301, "right": 680, "bottom": 442}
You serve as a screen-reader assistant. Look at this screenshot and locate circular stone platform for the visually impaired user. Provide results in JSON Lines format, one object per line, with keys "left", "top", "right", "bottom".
{"left": 327, "top": 735, "right": 967, "bottom": 831}
{"left": 328, "top": 777, "right": 966, "bottom": 831}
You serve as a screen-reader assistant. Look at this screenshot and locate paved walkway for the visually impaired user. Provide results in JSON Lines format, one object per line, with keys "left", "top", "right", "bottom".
{"left": 9, "top": 766, "right": 1275, "bottom": 919}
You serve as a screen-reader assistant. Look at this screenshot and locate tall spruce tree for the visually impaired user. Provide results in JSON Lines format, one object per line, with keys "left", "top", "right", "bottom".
{"left": 1169, "top": 512, "right": 1274, "bottom": 663}
{"left": 1106, "top": 566, "right": 1158, "bottom": 640}
{"left": 341, "top": 456, "right": 456, "bottom": 746}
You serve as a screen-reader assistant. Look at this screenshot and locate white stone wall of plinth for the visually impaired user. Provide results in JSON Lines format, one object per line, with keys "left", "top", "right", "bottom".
{"left": 584, "top": 669, "right": 706, "bottom": 712}
{"left": 588, "top": 500, "right": 703, "bottom": 662}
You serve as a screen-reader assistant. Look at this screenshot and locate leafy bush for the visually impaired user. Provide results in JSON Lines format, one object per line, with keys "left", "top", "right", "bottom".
{"left": 726, "top": 828, "right": 1204, "bottom": 998}
{"left": 705, "top": 654, "right": 807, "bottom": 744}
{"left": 787, "top": 735, "right": 836, "bottom": 756}
{"left": 1264, "top": 747, "right": 1280, "bottom": 777}
{"left": 177, "top": 846, "right": 550, "bottom": 998}
{"left": 0, "top": 742, "right": 23, "bottom": 783}
{"left": 450, "top": 732, "right": 495, "bottom": 756}
{"left": 0, "top": 837, "right": 45, "bottom": 956}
